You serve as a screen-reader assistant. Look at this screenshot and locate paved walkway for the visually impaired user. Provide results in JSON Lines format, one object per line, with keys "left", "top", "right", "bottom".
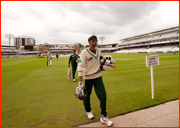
{"left": 79, "top": 99, "right": 179, "bottom": 127}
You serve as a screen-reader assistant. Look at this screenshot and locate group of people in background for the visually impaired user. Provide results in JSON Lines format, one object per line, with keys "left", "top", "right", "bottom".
{"left": 46, "top": 35, "right": 114, "bottom": 127}
{"left": 68, "top": 35, "right": 114, "bottom": 126}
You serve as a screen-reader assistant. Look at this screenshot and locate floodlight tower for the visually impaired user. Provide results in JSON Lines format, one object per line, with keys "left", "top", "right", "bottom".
{"left": 99, "top": 37, "right": 105, "bottom": 45}
{"left": 5, "top": 34, "right": 14, "bottom": 46}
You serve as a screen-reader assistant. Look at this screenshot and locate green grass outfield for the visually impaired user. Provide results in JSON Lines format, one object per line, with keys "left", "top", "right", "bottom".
{"left": 1, "top": 53, "right": 179, "bottom": 127}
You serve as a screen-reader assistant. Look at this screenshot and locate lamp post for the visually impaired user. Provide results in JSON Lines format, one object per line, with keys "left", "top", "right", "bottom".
{"left": 99, "top": 37, "right": 105, "bottom": 45}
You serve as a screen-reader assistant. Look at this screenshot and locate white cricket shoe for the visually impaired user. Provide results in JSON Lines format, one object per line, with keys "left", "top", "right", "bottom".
{"left": 100, "top": 115, "right": 113, "bottom": 127}
{"left": 86, "top": 111, "right": 94, "bottom": 119}
{"left": 73, "top": 79, "right": 76, "bottom": 82}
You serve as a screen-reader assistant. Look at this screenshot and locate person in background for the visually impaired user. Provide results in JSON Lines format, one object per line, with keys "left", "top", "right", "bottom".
{"left": 47, "top": 52, "right": 52, "bottom": 66}
{"left": 56, "top": 53, "right": 59, "bottom": 60}
{"left": 68, "top": 50, "right": 78, "bottom": 82}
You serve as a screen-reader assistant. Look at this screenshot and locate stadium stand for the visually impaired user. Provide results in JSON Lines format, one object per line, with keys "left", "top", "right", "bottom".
{"left": 160, "top": 31, "right": 178, "bottom": 38}
{"left": 1, "top": 26, "right": 178, "bottom": 57}
{"left": 167, "top": 45, "right": 179, "bottom": 53}
{"left": 114, "top": 25, "right": 179, "bottom": 54}
{"left": 1, "top": 49, "right": 20, "bottom": 58}
{"left": 154, "top": 45, "right": 176, "bottom": 52}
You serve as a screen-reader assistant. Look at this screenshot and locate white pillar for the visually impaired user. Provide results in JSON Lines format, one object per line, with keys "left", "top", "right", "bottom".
{"left": 150, "top": 66, "right": 154, "bottom": 99}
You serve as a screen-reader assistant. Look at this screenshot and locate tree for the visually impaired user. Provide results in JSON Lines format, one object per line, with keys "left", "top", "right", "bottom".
{"left": 78, "top": 43, "right": 84, "bottom": 48}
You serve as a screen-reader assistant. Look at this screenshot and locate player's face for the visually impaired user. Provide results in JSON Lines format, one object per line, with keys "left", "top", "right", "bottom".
{"left": 89, "top": 39, "right": 98, "bottom": 47}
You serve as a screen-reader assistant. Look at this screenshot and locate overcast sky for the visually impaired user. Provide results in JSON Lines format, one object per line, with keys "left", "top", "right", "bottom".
{"left": 1, "top": 1, "right": 179, "bottom": 46}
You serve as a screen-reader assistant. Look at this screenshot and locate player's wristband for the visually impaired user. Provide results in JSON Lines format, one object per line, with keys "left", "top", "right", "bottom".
{"left": 78, "top": 71, "right": 83, "bottom": 76}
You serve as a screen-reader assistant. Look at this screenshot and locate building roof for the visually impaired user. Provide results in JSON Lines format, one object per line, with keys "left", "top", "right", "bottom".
{"left": 99, "top": 47, "right": 119, "bottom": 51}
{"left": 120, "top": 26, "right": 179, "bottom": 41}
{"left": 1, "top": 45, "right": 16, "bottom": 47}
{"left": 39, "top": 43, "right": 76, "bottom": 47}
{"left": 49, "top": 47, "right": 73, "bottom": 50}
{"left": 85, "top": 43, "right": 118, "bottom": 47}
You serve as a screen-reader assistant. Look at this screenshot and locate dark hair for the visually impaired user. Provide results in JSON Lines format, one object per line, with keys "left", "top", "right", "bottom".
{"left": 88, "top": 35, "right": 97, "bottom": 42}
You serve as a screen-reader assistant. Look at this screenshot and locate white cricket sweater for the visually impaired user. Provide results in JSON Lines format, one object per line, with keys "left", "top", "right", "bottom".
{"left": 77, "top": 48, "right": 102, "bottom": 80}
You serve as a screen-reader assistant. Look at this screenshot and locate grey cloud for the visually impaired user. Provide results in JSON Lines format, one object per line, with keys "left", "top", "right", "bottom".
{"left": 18, "top": 1, "right": 161, "bottom": 36}
{"left": 44, "top": 1, "right": 161, "bottom": 36}
{"left": 62, "top": 1, "right": 161, "bottom": 26}
{"left": 21, "top": 2, "right": 49, "bottom": 21}
{"left": 1, "top": 1, "right": 178, "bottom": 46}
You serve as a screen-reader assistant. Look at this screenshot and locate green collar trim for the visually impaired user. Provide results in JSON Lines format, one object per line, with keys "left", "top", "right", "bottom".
{"left": 86, "top": 48, "right": 98, "bottom": 59}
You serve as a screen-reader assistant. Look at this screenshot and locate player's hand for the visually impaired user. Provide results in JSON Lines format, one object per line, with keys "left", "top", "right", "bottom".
{"left": 68, "top": 65, "right": 70, "bottom": 68}
{"left": 78, "top": 81, "right": 84, "bottom": 89}
{"left": 100, "top": 68, "right": 105, "bottom": 71}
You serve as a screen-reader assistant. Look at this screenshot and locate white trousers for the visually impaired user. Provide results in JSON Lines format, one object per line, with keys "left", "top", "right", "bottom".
{"left": 49, "top": 59, "right": 51, "bottom": 66}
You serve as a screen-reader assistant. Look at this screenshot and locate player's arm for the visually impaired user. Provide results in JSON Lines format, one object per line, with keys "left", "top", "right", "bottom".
{"left": 79, "top": 76, "right": 83, "bottom": 82}
{"left": 77, "top": 51, "right": 86, "bottom": 87}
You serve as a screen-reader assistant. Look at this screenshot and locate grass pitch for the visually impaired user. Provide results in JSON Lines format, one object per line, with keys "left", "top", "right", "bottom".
{"left": 1, "top": 53, "right": 179, "bottom": 127}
